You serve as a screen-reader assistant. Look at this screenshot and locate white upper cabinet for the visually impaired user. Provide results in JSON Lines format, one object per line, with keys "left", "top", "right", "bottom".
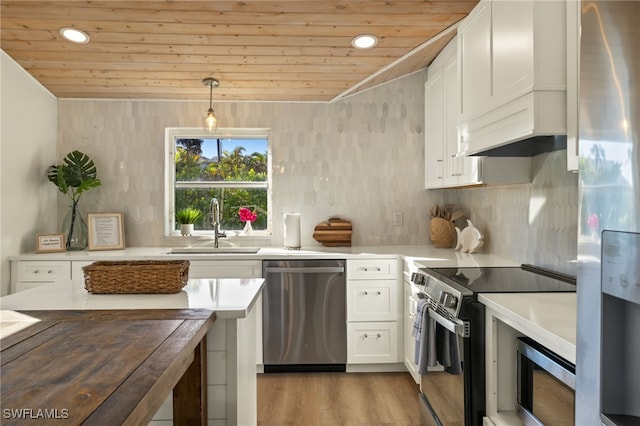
{"left": 566, "top": 0, "right": 579, "bottom": 172}
{"left": 425, "top": 67, "right": 446, "bottom": 187}
{"left": 425, "top": 36, "right": 531, "bottom": 189}
{"left": 457, "top": 0, "right": 567, "bottom": 156}
{"left": 459, "top": 1, "right": 492, "bottom": 119}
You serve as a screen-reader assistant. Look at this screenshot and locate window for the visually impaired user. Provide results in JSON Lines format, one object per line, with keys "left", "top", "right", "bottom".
{"left": 165, "top": 128, "right": 270, "bottom": 236}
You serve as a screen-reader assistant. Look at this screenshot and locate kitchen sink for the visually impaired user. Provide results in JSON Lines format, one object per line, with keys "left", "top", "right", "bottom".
{"left": 168, "top": 247, "right": 260, "bottom": 254}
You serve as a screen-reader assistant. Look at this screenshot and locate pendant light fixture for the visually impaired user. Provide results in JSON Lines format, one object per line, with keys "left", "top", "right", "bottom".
{"left": 203, "top": 77, "right": 219, "bottom": 131}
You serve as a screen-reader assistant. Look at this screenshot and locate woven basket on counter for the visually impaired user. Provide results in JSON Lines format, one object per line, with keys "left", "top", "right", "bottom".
{"left": 82, "top": 260, "right": 190, "bottom": 294}
{"left": 430, "top": 217, "right": 457, "bottom": 248}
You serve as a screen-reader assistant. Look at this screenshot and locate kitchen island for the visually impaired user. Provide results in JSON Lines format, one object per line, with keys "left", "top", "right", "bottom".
{"left": 0, "top": 277, "right": 264, "bottom": 426}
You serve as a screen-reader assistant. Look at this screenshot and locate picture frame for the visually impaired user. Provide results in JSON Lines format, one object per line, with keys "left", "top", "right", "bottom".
{"left": 36, "top": 233, "right": 66, "bottom": 253}
{"left": 87, "top": 212, "right": 125, "bottom": 251}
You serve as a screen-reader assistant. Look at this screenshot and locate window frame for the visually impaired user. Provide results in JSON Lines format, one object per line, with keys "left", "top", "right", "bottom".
{"left": 164, "top": 127, "right": 272, "bottom": 237}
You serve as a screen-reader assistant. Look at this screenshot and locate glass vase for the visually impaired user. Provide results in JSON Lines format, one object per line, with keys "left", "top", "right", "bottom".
{"left": 62, "top": 202, "right": 88, "bottom": 250}
{"left": 241, "top": 221, "right": 253, "bottom": 236}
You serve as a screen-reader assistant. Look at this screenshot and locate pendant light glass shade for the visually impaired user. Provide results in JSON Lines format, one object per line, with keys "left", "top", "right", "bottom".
{"left": 203, "top": 78, "right": 219, "bottom": 131}
{"left": 206, "top": 108, "right": 217, "bottom": 130}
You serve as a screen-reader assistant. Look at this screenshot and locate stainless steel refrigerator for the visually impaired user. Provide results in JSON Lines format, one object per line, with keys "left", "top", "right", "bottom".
{"left": 576, "top": 1, "right": 640, "bottom": 424}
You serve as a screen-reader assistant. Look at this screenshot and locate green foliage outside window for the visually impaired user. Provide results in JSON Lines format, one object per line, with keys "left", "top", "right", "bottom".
{"left": 174, "top": 138, "right": 268, "bottom": 232}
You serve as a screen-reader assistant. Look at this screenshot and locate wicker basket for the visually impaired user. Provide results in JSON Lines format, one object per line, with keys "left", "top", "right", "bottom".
{"left": 83, "top": 260, "right": 190, "bottom": 294}
{"left": 430, "top": 217, "right": 457, "bottom": 248}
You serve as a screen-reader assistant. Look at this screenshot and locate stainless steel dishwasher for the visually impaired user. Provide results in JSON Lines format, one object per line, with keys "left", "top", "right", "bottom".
{"left": 262, "top": 259, "right": 346, "bottom": 372}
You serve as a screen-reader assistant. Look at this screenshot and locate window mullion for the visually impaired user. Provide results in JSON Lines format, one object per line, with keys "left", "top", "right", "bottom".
{"left": 175, "top": 181, "right": 268, "bottom": 189}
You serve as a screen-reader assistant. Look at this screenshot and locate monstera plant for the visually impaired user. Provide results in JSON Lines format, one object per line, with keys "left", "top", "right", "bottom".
{"left": 47, "top": 150, "right": 102, "bottom": 250}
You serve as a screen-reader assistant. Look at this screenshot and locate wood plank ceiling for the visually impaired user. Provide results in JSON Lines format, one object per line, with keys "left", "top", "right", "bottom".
{"left": 0, "top": 1, "right": 477, "bottom": 102}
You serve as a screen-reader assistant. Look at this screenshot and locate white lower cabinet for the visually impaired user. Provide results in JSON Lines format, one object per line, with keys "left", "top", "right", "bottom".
{"left": 346, "top": 257, "right": 402, "bottom": 369}
{"left": 403, "top": 260, "right": 421, "bottom": 384}
{"left": 11, "top": 261, "right": 71, "bottom": 293}
{"left": 404, "top": 282, "right": 420, "bottom": 384}
{"left": 347, "top": 281, "right": 397, "bottom": 322}
{"left": 347, "top": 321, "right": 398, "bottom": 364}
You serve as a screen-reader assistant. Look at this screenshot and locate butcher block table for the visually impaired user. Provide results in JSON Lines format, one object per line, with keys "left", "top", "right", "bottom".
{"left": 0, "top": 308, "right": 216, "bottom": 425}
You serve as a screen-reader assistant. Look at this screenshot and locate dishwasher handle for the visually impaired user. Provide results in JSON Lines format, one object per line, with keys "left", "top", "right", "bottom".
{"left": 264, "top": 266, "right": 345, "bottom": 274}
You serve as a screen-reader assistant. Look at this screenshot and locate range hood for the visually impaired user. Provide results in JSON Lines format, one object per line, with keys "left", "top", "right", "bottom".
{"left": 469, "top": 135, "right": 568, "bottom": 157}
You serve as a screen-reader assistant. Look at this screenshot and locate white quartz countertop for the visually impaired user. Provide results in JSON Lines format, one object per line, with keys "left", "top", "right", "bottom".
{"left": 0, "top": 278, "right": 264, "bottom": 319}
{"left": 9, "top": 245, "right": 520, "bottom": 267}
{"left": 479, "top": 292, "right": 577, "bottom": 363}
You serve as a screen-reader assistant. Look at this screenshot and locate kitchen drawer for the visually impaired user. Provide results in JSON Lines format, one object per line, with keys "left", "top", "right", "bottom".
{"left": 347, "top": 280, "right": 398, "bottom": 322}
{"left": 347, "top": 321, "right": 399, "bottom": 364}
{"left": 189, "top": 260, "right": 262, "bottom": 278}
{"left": 347, "top": 258, "right": 398, "bottom": 280}
{"left": 15, "top": 261, "right": 71, "bottom": 282}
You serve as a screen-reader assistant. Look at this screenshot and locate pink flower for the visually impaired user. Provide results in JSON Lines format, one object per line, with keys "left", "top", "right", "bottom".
{"left": 587, "top": 214, "right": 599, "bottom": 229}
{"left": 238, "top": 207, "right": 257, "bottom": 223}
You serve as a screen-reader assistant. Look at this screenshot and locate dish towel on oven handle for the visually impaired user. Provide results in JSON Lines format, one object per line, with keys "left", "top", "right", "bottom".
{"left": 436, "top": 322, "right": 463, "bottom": 374}
{"left": 413, "top": 299, "right": 437, "bottom": 374}
{"left": 412, "top": 299, "right": 463, "bottom": 375}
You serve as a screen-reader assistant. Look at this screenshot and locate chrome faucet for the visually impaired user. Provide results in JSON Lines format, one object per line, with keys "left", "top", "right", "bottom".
{"left": 209, "top": 197, "right": 227, "bottom": 248}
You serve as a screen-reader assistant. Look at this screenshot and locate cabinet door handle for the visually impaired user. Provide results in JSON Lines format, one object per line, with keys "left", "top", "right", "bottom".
{"left": 363, "top": 333, "right": 382, "bottom": 339}
{"left": 47, "top": 270, "right": 54, "bottom": 274}
{"left": 361, "top": 267, "right": 381, "bottom": 272}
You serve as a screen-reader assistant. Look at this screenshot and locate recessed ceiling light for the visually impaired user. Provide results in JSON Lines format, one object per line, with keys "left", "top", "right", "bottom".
{"left": 351, "top": 34, "right": 378, "bottom": 49}
{"left": 59, "top": 27, "right": 90, "bottom": 44}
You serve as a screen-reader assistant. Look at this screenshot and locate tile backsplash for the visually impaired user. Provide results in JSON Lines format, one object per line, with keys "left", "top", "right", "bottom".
{"left": 57, "top": 72, "right": 438, "bottom": 247}
{"left": 441, "top": 150, "right": 579, "bottom": 270}
{"left": 57, "top": 70, "right": 578, "bottom": 268}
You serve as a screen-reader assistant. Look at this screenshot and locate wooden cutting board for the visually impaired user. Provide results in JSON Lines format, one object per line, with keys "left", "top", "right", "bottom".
{"left": 313, "top": 217, "right": 352, "bottom": 247}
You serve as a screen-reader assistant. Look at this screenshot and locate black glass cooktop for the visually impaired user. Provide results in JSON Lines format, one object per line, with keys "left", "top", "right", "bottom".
{"left": 425, "top": 264, "right": 577, "bottom": 294}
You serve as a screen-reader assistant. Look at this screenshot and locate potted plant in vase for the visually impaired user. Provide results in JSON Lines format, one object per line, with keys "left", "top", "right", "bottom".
{"left": 47, "top": 150, "right": 102, "bottom": 251}
{"left": 175, "top": 207, "right": 203, "bottom": 236}
{"left": 238, "top": 207, "right": 257, "bottom": 236}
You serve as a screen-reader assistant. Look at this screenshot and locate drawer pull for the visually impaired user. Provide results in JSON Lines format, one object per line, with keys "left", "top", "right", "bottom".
{"left": 47, "top": 270, "right": 54, "bottom": 274}
{"left": 363, "top": 291, "right": 383, "bottom": 296}
{"left": 363, "top": 333, "right": 382, "bottom": 339}
{"left": 360, "top": 267, "right": 382, "bottom": 272}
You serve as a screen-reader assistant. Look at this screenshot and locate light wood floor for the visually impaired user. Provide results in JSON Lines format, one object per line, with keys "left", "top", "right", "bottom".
{"left": 257, "top": 372, "right": 421, "bottom": 426}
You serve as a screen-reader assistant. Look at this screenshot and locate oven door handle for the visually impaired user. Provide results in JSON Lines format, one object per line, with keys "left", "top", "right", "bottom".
{"left": 428, "top": 308, "right": 469, "bottom": 337}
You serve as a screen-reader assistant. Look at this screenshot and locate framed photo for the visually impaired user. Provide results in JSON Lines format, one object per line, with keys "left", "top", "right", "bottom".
{"left": 36, "top": 233, "right": 66, "bottom": 253}
{"left": 87, "top": 212, "right": 125, "bottom": 251}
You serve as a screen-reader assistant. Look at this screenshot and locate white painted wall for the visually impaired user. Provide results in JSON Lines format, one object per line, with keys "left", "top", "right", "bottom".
{"left": 0, "top": 51, "right": 58, "bottom": 295}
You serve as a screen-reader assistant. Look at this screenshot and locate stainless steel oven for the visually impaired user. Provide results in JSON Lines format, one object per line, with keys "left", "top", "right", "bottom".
{"left": 417, "top": 300, "right": 485, "bottom": 426}
{"left": 411, "top": 265, "right": 576, "bottom": 426}
{"left": 412, "top": 268, "right": 484, "bottom": 426}
{"left": 516, "top": 337, "right": 575, "bottom": 426}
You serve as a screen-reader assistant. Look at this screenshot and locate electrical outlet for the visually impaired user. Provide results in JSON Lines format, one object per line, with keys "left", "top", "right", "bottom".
{"left": 393, "top": 211, "right": 403, "bottom": 227}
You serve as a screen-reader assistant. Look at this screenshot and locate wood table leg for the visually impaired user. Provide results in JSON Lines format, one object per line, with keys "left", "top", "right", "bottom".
{"left": 173, "top": 335, "right": 207, "bottom": 425}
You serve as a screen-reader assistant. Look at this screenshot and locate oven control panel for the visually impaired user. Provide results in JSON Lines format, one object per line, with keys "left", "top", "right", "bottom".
{"left": 410, "top": 270, "right": 464, "bottom": 318}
